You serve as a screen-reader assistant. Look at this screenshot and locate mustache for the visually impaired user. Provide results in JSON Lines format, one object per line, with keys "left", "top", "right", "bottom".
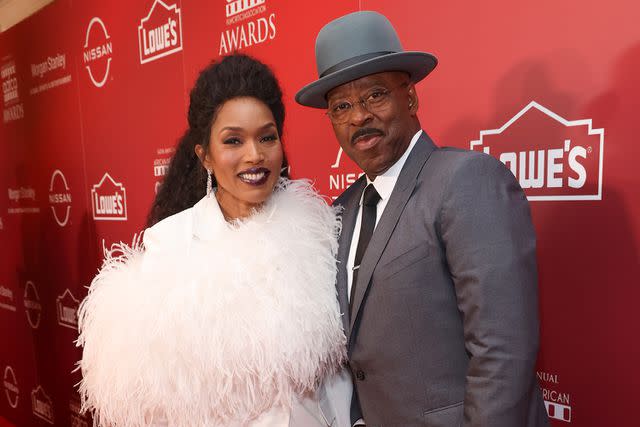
{"left": 351, "top": 127, "right": 383, "bottom": 144}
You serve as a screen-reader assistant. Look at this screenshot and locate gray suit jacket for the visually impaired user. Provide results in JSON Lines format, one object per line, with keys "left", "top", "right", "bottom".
{"left": 333, "top": 132, "right": 549, "bottom": 427}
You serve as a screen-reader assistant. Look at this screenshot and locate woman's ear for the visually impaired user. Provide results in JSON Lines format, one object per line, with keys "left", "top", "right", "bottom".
{"left": 194, "top": 144, "right": 210, "bottom": 169}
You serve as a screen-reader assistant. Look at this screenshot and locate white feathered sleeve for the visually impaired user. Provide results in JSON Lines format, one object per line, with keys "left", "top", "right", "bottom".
{"left": 76, "top": 179, "right": 346, "bottom": 427}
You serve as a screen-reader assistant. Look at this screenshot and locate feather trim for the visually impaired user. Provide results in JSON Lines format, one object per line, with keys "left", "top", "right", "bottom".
{"left": 77, "top": 179, "right": 346, "bottom": 427}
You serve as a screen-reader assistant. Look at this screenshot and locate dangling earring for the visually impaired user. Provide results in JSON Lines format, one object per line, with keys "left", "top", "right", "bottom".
{"left": 206, "top": 168, "right": 213, "bottom": 196}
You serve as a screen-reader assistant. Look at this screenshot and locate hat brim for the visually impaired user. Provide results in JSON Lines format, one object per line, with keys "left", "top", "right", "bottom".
{"left": 295, "top": 51, "right": 437, "bottom": 109}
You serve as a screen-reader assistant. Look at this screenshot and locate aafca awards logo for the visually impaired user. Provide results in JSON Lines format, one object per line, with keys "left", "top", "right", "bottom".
{"left": 1, "top": 57, "right": 24, "bottom": 123}
{"left": 220, "top": 0, "right": 276, "bottom": 55}
{"left": 138, "top": 0, "right": 183, "bottom": 64}
{"left": 31, "top": 385, "right": 54, "bottom": 424}
{"left": 83, "top": 17, "right": 113, "bottom": 88}
{"left": 538, "top": 371, "right": 572, "bottom": 422}
{"left": 57, "top": 289, "right": 80, "bottom": 329}
{"left": 471, "top": 101, "right": 604, "bottom": 201}
{"left": 24, "top": 280, "right": 42, "bottom": 329}
{"left": 226, "top": 0, "right": 265, "bottom": 17}
{"left": 3, "top": 366, "right": 19, "bottom": 409}
{"left": 153, "top": 146, "right": 175, "bottom": 194}
{"left": 91, "top": 173, "right": 128, "bottom": 221}
{"left": 49, "top": 169, "right": 72, "bottom": 227}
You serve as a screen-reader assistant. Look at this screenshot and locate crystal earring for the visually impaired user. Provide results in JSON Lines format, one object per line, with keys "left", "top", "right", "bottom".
{"left": 206, "top": 168, "right": 213, "bottom": 196}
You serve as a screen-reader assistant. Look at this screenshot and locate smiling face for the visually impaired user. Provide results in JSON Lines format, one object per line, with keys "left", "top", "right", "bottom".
{"left": 196, "top": 96, "right": 283, "bottom": 220}
{"left": 326, "top": 71, "right": 420, "bottom": 180}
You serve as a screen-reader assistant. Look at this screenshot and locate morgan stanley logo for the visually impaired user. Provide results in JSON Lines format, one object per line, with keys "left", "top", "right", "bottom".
{"left": 3, "top": 366, "right": 19, "bottom": 409}
{"left": 56, "top": 289, "right": 80, "bottom": 329}
{"left": 471, "top": 101, "right": 604, "bottom": 201}
{"left": 83, "top": 17, "right": 113, "bottom": 88}
{"left": 49, "top": 169, "right": 72, "bottom": 227}
{"left": 138, "top": 0, "right": 183, "bottom": 64}
{"left": 91, "top": 173, "right": 128, "bottom": 221}
{"left": 31, "top": 385, "right": 54, "bottom": 424}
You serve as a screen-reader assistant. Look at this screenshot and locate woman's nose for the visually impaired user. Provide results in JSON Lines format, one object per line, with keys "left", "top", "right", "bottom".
{"left": 244, "top": 139, "right": 265, "bottom": 163}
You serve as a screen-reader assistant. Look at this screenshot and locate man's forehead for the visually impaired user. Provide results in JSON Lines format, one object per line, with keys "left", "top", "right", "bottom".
{"left": 326, "top": 71, "right": 405, "bottom": 100}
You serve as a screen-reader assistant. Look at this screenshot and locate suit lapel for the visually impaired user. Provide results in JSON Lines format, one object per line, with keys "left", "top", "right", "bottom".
{"left": 349, "top": 134, "right": 437, "bottom": 337}
{"left": 335, "top": 177, "right": 366, "bottom": 335}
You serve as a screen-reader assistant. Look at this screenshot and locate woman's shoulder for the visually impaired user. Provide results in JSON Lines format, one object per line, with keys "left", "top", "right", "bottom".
{"left": 143, "top": 203, "right": 197, "bottom": 251}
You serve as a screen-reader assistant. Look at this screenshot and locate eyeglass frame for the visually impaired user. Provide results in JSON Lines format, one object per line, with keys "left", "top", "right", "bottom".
{"left": 324, "top": 81, "right": 410, "bottom": 124}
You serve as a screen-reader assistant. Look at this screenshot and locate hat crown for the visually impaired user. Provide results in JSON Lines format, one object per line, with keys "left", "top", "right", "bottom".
{"left": 315, "top": 11, "right": 404, "bottom": 78}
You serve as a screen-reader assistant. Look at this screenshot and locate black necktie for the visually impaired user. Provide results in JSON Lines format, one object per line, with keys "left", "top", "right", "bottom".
{"left": 350, "top": 184, "right": 381, "bottom": 311}
{"left": 349, "top": 184, "right": 380, "bottom": 424}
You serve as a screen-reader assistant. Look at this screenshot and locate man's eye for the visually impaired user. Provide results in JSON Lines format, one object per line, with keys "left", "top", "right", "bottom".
{"left": 333, "top": 102, "right": 352, "bottom": 112}
{"left": 368, "top": 90, "right": 386, "bottom": 100}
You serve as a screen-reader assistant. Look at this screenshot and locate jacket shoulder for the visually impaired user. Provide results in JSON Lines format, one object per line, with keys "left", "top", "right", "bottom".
{"left": 143, "top": 206, "right": 193, "bottom": 251}
{"left": 430, "top": 147, "right": 511, "bottom": 178}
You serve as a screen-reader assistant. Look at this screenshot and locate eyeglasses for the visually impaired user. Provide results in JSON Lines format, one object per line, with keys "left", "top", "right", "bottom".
{"left": 325, "top": 82, "right": 409, "bottom": 124}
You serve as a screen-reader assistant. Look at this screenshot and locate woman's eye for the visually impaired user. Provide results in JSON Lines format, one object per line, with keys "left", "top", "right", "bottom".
{"left": 261, "top": 134, "right": 278, "bottom": 143}
{"left": 223, "top": 137, "right": 241, "bottom": 145}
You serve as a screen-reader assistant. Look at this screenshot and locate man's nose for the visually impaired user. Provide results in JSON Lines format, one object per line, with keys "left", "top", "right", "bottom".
{"left": 349, "top": 101, "right": 373, "bottom": 126}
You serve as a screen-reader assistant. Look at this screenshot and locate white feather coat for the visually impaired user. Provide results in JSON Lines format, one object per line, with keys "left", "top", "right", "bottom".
{"left": 77, "top": 179, "right": 347, "bottom": 427}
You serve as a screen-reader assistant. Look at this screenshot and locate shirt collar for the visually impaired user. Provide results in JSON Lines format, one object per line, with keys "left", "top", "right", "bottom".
{"left": 366, "top": 129, "right": 423, "bottom": 201}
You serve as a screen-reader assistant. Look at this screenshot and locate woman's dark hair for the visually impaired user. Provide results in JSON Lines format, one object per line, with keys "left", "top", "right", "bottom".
{"left": 146, "top": 54, "right": 287, "bottom": 226}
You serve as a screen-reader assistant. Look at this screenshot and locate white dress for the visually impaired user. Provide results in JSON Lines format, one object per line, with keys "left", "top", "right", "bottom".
{"left": 77, "top": 179, "right": 352, "bottom": 427}
{"left": 151, "top": 369, "right": 353, "bottom": 427}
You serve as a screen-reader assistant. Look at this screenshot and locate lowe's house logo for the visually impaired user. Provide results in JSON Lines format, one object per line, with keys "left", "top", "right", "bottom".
{"left": 91, "top": 173, "right": 127, "bottom": 221}
{"left": 31, "top": 385, "right": 54, "bottom": 424}
{"left": 138, "top": 0, "right": 183, "bottom": 64}
{"left": 56, "top": 289, "right": 80, "bottom": 329}
{"left": 471, "top": 101, "right": 604, "bottom": 201}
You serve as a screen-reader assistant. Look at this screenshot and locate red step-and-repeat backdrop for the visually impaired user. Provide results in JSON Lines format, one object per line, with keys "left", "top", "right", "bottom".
{"left": 1, "top": 0, "right": 638, "bottom": 425}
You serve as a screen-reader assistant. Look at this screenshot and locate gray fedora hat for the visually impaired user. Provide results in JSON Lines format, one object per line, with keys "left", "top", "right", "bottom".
{"left": 295, "top": 11, "right": 437, "bottom": 109}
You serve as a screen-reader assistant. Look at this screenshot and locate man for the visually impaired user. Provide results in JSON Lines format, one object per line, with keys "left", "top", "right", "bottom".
{"left": 295, "top": 11, "right": 549, "bottom": 427}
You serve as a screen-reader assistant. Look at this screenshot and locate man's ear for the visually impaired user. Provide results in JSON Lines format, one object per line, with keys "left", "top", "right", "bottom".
{"left": 407, "top": 84, "right": 419, "bottom": 114}
{"left": 194, "top": 144, "right": 210, "bottom": 170}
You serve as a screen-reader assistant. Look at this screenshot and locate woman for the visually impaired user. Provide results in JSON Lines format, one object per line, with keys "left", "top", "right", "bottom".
{"left": 77, "top": 54, "right": 351, "bottom": 426}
